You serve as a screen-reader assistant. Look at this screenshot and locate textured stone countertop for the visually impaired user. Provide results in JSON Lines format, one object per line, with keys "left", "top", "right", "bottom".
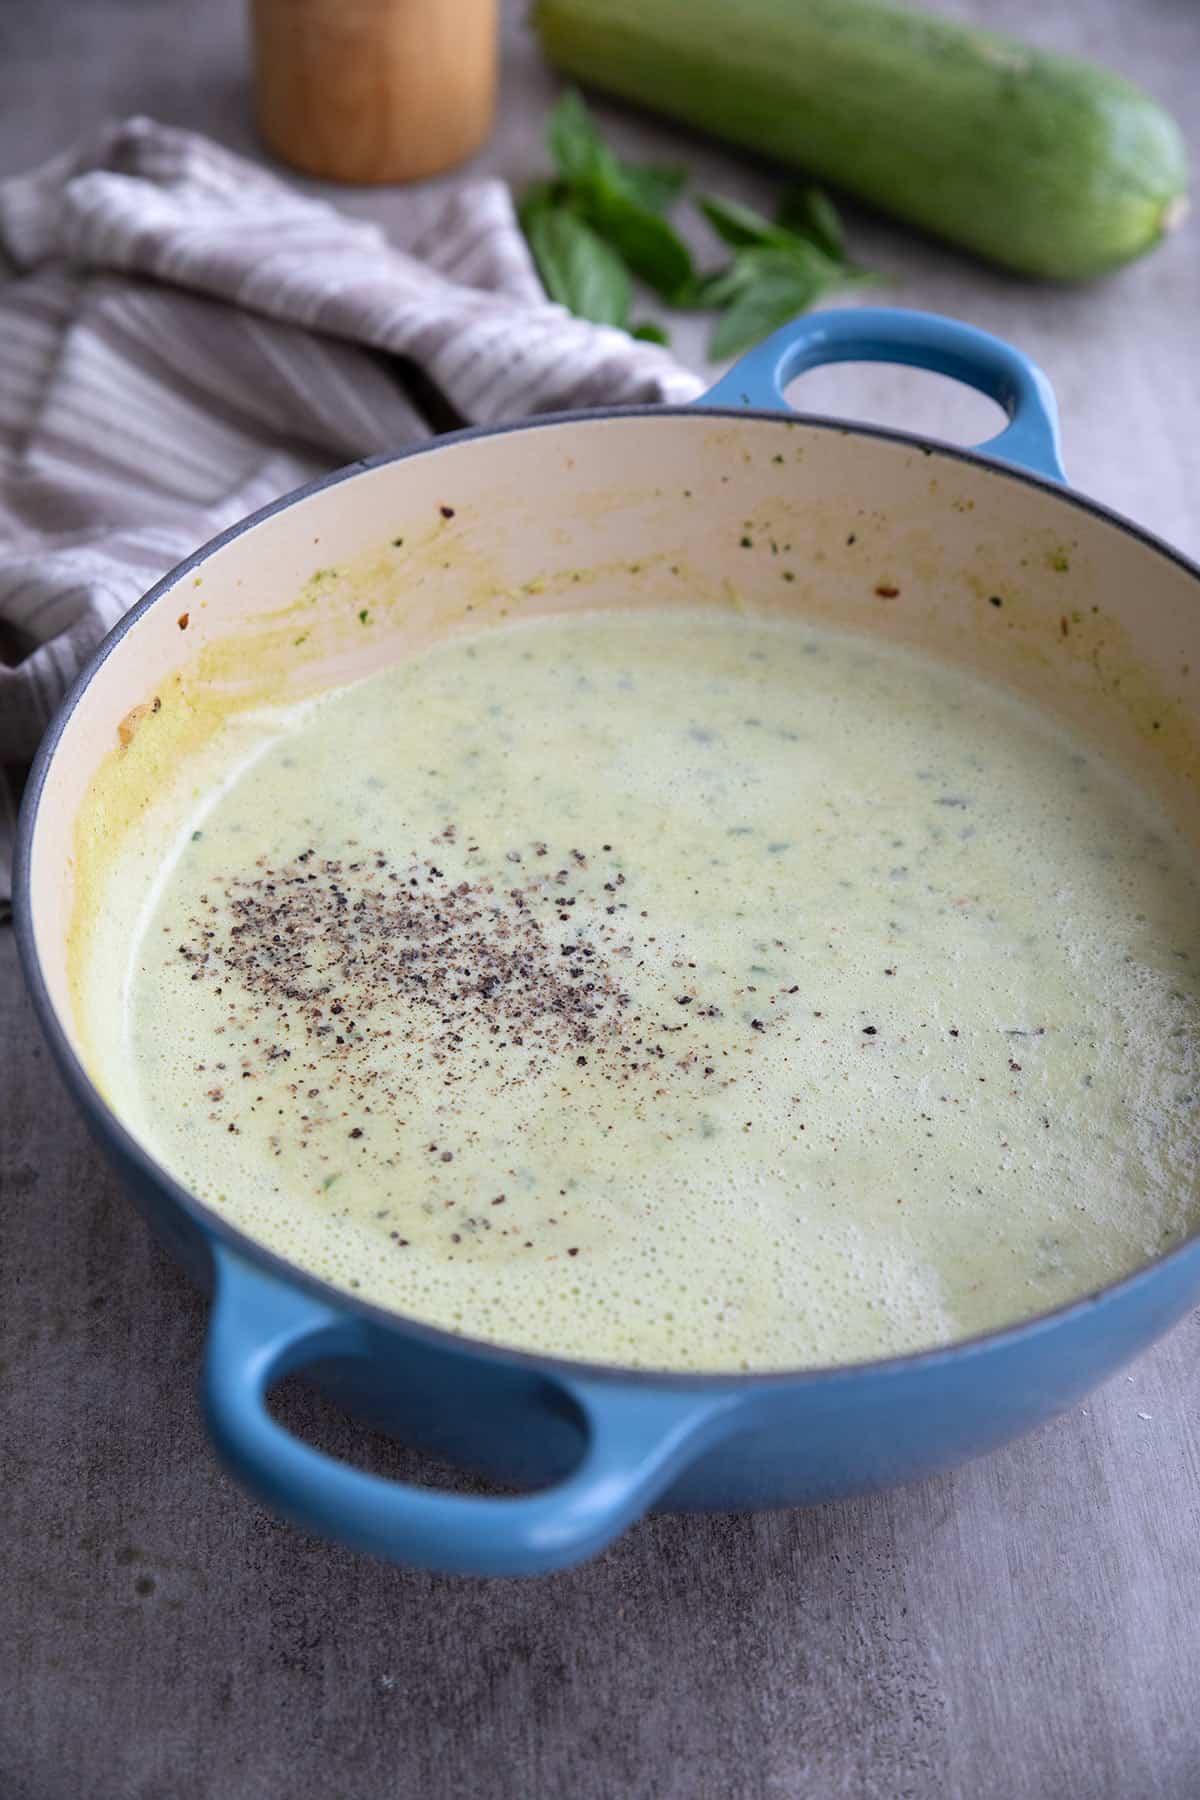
{"left": 2, "top": 2, "right": 1199, "bottom": 1796}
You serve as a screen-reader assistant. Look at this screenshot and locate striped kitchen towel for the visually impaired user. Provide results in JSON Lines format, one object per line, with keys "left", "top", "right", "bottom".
{"left": 0, "top": 116, "right": 702, "bottom": 911}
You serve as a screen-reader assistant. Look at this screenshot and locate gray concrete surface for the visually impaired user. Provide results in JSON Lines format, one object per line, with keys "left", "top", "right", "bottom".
{"left": 2, "top": 2, "right": 1199, "bottom": 1796}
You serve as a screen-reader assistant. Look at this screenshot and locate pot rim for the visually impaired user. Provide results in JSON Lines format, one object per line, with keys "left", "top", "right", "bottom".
{"left": 15, "top": 401, "right": 1200, "bottom": 1393}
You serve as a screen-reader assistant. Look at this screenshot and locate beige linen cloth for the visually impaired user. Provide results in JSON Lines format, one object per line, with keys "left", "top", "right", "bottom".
{"left": 0, "top": 117, "right": 703, "bottom": 912}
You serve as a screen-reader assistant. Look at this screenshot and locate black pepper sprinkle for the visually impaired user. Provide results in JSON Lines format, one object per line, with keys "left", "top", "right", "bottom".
{"left": 863, "top": 1025, "right": 878, "bottom": 1035}
{"left": 439, "top": 505, "right": 455, "bottom": 518}
{"left": 173, "top": 830, "right": 740, "bottom": 1182}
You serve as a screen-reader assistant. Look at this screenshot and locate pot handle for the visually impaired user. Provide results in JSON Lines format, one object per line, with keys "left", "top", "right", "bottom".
{"left": 698, "top": 306, "right": 1066, "bottom": 483}
{"left": 202, "top": 1246, "right": 742, "bottom": 1576}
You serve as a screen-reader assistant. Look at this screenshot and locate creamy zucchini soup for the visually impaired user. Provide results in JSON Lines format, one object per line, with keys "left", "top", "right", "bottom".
{"left": 80, "top": 609, "right": 1200, "bottom": 1369}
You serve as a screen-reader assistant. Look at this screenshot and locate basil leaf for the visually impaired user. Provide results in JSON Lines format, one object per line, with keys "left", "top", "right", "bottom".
{"left": 700, "top": 189, "right": 852, "bottom": 267}
{"left": 518, "top": 178, "right": 564, "bottom": 224}
{"left": 776, "top": 186, "right": 846, "bottom": 261}
{"left": 675, "top": 263, "right": 755, "bottom": 310}
{"left": 542, "top": 92, "right": 694, "bottom": 300}
{"left": 709, "top": 280, "right": 819, "bottom": 360}
{"left": 698, "top": 193, "right": 793, "bottom": 252}
{"left": 524, "top": 204, "right": 632, "bottom": 328}
{"left": 707, "top": 246, "right": 858, "bottom": 360}
{"left": 631, "top": 320, "right": 670, "bottom": 345}
{"left": 546, "top": 89, "right": 614, "bottom": 186}
{"left": 575, "top": 179, "right": 694, "bottom": 301}
{"left": 685, "top": 236, "right": 845, "bottom": 316}
{"left": 517, "top": 182, "right": 554, "bottom": 249}
{"left": 547, "top": 92, "right": 686, "bottom": 216}
{"left": 616, "top": 163, "right": 687, "bottom": 214}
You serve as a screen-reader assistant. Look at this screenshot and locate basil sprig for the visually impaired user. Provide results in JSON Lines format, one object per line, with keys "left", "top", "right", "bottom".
{"left": 521, "top": 91, "right": 876, "bottom": 357}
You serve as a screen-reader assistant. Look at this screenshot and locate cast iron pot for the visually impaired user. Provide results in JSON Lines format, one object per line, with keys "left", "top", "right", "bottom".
{"left": 16, "top": 309, "right": 1200, "bottom": 1575}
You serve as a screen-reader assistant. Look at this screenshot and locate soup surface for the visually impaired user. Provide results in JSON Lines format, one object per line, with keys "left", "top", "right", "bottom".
{"left": 99, "top": 609, "right": 1200, "bottom": 1369}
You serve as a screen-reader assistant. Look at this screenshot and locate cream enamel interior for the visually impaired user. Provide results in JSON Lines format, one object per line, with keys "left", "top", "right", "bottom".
{"left": 25, "top": 414, "right": 1200, "bottom": 1346}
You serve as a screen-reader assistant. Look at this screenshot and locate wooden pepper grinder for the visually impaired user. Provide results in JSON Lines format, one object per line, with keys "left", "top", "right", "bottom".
{"left": 251, "top": 0, "right": 498, "bottom": 184}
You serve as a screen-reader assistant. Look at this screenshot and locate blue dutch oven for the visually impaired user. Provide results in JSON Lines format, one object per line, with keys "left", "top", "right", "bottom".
{"left": 16, "top": 309, "right": 1200, "bottom": 1575}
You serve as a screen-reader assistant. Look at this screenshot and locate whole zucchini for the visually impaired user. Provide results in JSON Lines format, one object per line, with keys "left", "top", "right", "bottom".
{"left": 532, "top": 0, "right": 1188, "bottom": 280}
